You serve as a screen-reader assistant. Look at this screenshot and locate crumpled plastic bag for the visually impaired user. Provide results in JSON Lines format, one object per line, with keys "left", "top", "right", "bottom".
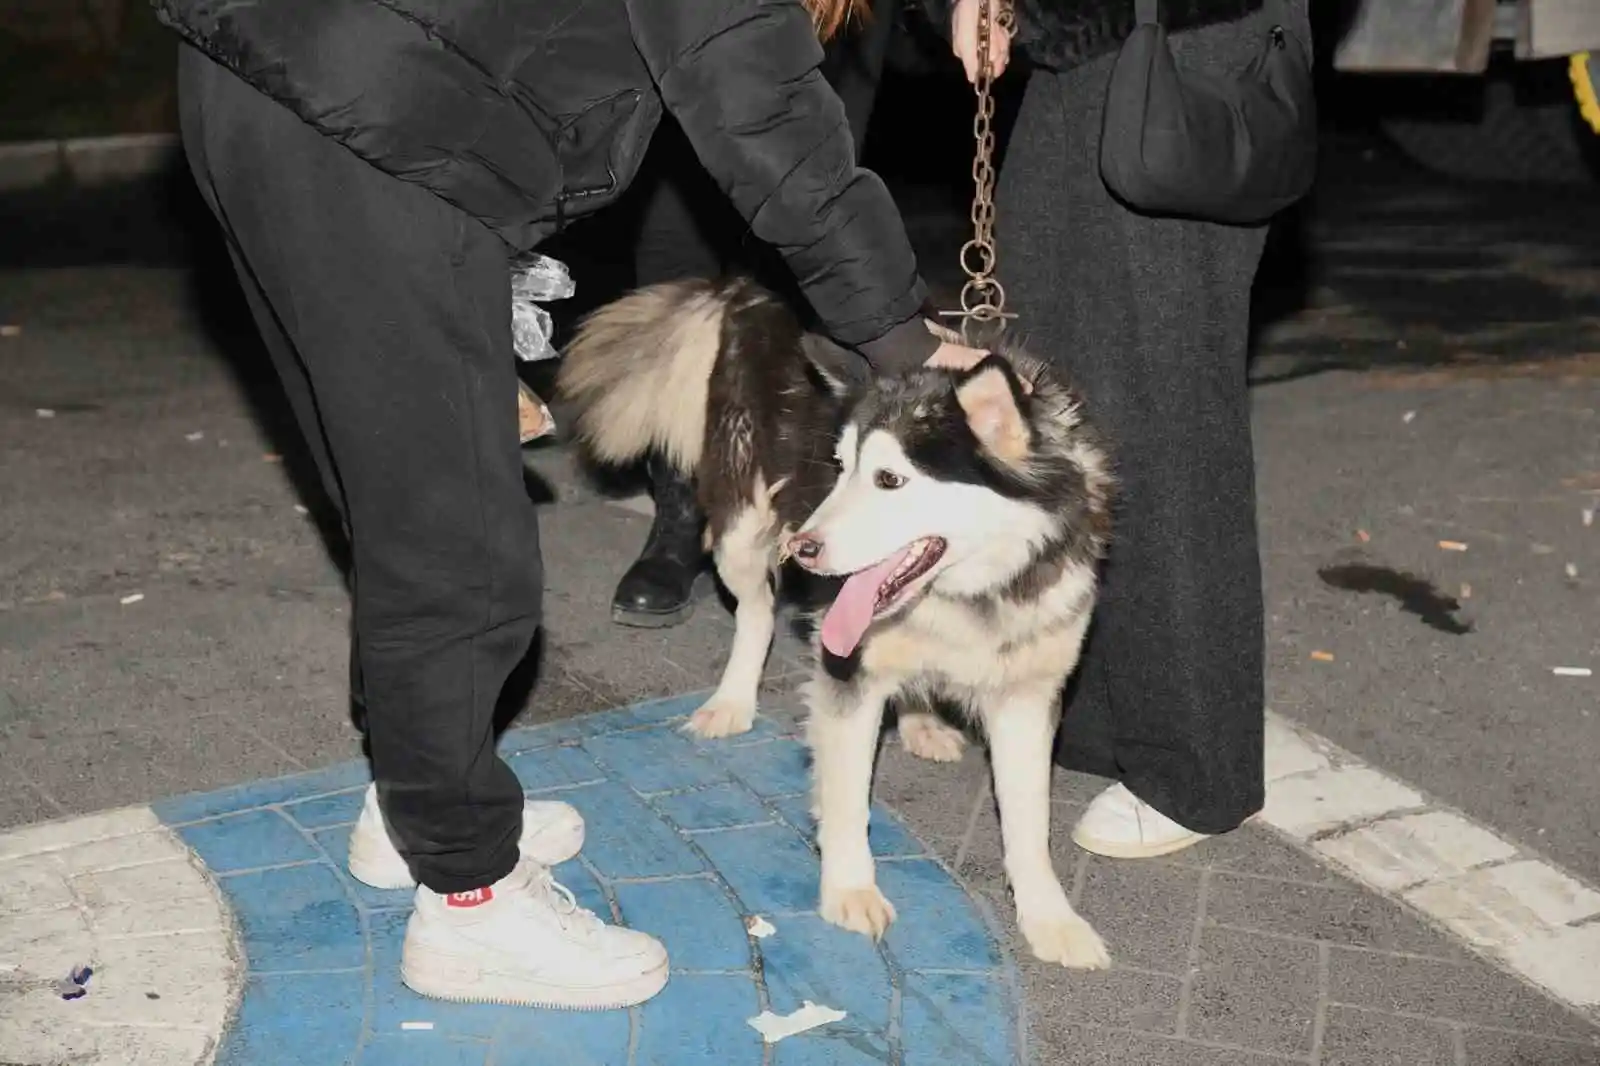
{"left": 509, "top": 253, "right": 576, "bottom": 363}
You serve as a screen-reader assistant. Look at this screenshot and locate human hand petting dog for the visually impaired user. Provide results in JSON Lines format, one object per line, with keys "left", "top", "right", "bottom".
{"left": 951, "top": 0, "right": 1013, "bottom": 84}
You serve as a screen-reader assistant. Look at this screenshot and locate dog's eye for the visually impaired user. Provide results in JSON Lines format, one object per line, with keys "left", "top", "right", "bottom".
{"left": 873, "top": 469, "right": 907, "bottom": 490}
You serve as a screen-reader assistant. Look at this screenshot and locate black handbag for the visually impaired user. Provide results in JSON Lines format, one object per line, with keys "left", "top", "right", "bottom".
{"left": 1098, "top": 0, "right": 1317, "bottom": 225}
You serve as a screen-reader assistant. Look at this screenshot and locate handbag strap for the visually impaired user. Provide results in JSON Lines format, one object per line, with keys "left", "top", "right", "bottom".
{"left": 1134, "top": 0, "right": 1160, "bottom": 25}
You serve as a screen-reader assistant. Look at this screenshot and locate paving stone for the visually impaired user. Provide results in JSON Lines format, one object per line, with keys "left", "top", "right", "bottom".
{"left": 1205, "top": 871, "right": 1466, "bottom": 958}
{"left": 1186, "top": 924, "right": 1320, "bottom": 1057}
{"left": 1320, "top": 1006, "right": 1458, "bottom": 1066}
{"left": 878, "top": 858, "right": 1002, "bottom": 972}
{"left": 772, "top": 1033, "right": 896, "bottom": 1065}
{"left": 561, "top": 780, "right": 707, "bottom": 881}
{"left": 220, "top": 862, "right": 365, "bottom": 973}
{"left": 614, "top": 877, "right": 752, "bottom": 972}
{"left": 495, "top": 1008, "right": 631, "bottom": 1065}
{"left": 281, "top": 787, "right": 366, "bottom": 830}
{"left": 584, "top": 726, "right": 730, "bottom": 794}
{"left": 1325, "top": 945, "right": 1600, "bottom": 1043}
{"left": 1022, "top": 964, "right": 1184, "bottom": 1036}
{"left": 1074, "top": 858, "right": 1204, "bottom": 975}
{"left": 1462, "top": 1028, "right": 1600, "bottom": 1065}
{"left": 636, "top": 972, "right": 765, "bottom": 1065}
{"left": 694, "top": 823, "right": 817, "bottom": 915}
{"left": 712, "top": 737, "right": 814, "bottom": 799}
{"left": 1170, "top": 825, "right": 1347, "bottom": 887}
{"left": 220, "top": 971, "right": 366, "bottom": 1066}
{"left": 1037, "top": 1027, "right": 1303, "bottom": 1064}
{"left": 1315, "top": 811, "right": 1519, "bottom": 892}
{"left": 356, "top": 1035, "right": 490, "bottom": 1066}
{"left": 760, "top": 912, "right": 894, "bottom": 1030}
{"left": 504, "top": 744, "right": 607, "bottom": 793}
{"left": 901, "top": 970, "right": 1015, "bottom": 1066}
{"left": 180, "top": 808, "right": 319, "bottom": 873}
{"left": 767, "top": 794, "right": 928, "bottom": 858}
{"left": 652, "top": 782, "right": 775, "bottom": 832}
{"left": 1262, "top": 767, "right": 1425, "bottom": 839}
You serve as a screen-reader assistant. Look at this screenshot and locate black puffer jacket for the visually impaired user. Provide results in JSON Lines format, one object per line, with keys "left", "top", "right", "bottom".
{"left": 921, "top": 0, "right": 1262, "bottom": 72}
{"left": 151, "top": 0, "right": 935, "bottom": 367}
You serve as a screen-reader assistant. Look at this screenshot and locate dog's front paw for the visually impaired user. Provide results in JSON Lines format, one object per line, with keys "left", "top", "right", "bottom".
{"left": 683, "top": 697, "right": 756, "bottom": 739}
{"left": 898, "top": 713, "right": 967, "bottom": 762}
{"left": 1019, "top": 908, "right": 1111, "bottom": 970}
{"left": 820, "top": 883, "right": 898, "bottom": 940}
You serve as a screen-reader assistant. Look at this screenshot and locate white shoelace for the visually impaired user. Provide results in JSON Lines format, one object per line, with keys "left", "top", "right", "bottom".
{"left": 529, "top": 865, "right": 604, "bottom": 935}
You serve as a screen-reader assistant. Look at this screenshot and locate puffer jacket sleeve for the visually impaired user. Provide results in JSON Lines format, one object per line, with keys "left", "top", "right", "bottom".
{"left": 626, "top": 0, "right": 936, "bottom": 371}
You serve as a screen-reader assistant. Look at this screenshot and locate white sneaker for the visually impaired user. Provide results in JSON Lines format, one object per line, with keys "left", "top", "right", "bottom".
{"left": 1071, "top": 782, "right": 1211, "bottom": 859}
{"left": 402, "top": 859, "right": 669, "bottom": 1009}
{"left": 346, "top": 784, "right": 585, "bottom": 890}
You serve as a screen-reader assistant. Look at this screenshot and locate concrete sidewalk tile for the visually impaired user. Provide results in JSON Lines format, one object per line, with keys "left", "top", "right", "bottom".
{"left": 1205, "top": 871, "right": 1466, "bottom": 958}
{"left": 1185, "top": 924, "right": 1320, "bottom": 1056}
{"left": 612, "top": 877, "right": 751, "bottom": 972}
{"left": 1038, "top": 1026, "right": 1303, "bottom": 1064}
{"left": 1319, "top": 1006, "right": 1457, "bottom": 1066}
{"left": 1075, "top": 859, "right": 1204, "bottom": 975}
{"left": 877, "top": 857, "right": 1001, "bottom": 971}
{"left": 1176, "top": 825, "right": 1346, "bottom": 886}
{"left": 1263, "top": 712, "right": 1331, "bottom": 781}
{"left": 1477, "top": 860, "right": 1600, "bottom": 927}
{"left": 0, "top": 805, "right": 159, "bottom": 861}
{"left": 1023, "top": 965, "right": 1184, "bottom": 1036}
{"left": 1500, "top": 925, "right": 1600, "bottom": 1011}
{"left": 1261, "top": 766, "right": 1425, "bottom": 839}
{"left": 1315, "top": 810, "right": 1519, "bottom": 892}
{"left": 900, "top": 971, "right": 1014, "bottom": 1066}
{"left": 1461, "top": 1027, "right": 1600, "bottom": 1065}
{"left": 1325, "top": 945, "right": 1600, "bottom": 1042}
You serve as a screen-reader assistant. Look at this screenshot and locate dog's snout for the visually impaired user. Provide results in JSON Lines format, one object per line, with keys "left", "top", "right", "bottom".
{"left": 788, "top": 532, "right": 824, "bottom": 567}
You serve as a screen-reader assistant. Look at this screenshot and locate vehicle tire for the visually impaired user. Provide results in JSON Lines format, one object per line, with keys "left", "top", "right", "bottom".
{"left": 1379, "top": 59, "right": 1599, "bottom": 185}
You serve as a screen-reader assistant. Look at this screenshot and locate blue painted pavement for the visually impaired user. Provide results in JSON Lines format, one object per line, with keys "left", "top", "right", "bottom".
{"left": 153, "top": 693, "right": 1023, "bottom": 1066}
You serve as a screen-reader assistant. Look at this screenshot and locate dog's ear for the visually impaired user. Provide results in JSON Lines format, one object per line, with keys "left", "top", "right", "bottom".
{"left": 955, "top": 355, "right": 1031, "bottom": 464}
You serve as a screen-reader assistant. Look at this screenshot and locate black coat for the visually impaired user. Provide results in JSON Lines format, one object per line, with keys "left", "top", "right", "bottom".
{"left": 919, "top": 0, "right": 1262, "bottom": 72}
{"left": 151, "top": 0, "right": 933, "bottom": 362}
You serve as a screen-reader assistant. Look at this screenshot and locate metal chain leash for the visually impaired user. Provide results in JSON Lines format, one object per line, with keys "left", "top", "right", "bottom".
{"left": 940, "top": 0, "right": 1017, "bottom": 346}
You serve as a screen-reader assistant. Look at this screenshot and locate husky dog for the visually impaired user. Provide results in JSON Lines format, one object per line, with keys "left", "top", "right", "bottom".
{"left": 555, "top": 278, "right": 1115, "bottom": 968}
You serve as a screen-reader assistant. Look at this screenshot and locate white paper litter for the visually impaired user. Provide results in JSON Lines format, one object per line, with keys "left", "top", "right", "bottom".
{"left": 1565, "top": 562, "right": 1579, "bottom": 579}
{"left": 1401, "top": 410, "right": 1416, "bottom": 423}
{"left": 36, "top": 408, "right": 55, "bottom": 419}
{"left": 400, "top": 1021, "right": 434, "bottom": 1031}
{"left": 747, "top": 1001, "right": 847, "bottom": 1044}
{"left": 1553, "top": 667, "right": 1593, "bottom": 678}
{"left": 119, "top": 593, "right": 144, "bottom": 605}
{"left": 1584, "top": 507, "right": 1595, "bottom": 528}
{"left": 745, "top": 915, "right": 776, "bottom": 939}
{"left": 509, "top": 253, "right": 576, "bottom": 363}
{"left": 293, "top": 505, "right": 309, "bottom": 516}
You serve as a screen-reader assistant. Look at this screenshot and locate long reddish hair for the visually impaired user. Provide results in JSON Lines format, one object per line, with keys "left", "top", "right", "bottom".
{"left": 804, "top": 0, "right": 870, "bottom": 41}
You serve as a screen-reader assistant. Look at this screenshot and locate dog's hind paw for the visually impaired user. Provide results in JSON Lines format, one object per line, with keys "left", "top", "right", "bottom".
{"left": 683, "top": 697, "right": 756, "bottom": 740}
{"left": 897, "top": 712, "right": 967, "bottom": 762}
{"left": 820, "top": 883, "right": 898, "bottom": 940}
{"left": 1020, "top": 910, "right": 1111, "bottom": 970}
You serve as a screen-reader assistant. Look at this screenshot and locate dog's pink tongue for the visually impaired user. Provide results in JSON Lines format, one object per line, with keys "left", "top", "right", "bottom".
{"left": 819, "top": 548, "right": 911, "bottom": 658}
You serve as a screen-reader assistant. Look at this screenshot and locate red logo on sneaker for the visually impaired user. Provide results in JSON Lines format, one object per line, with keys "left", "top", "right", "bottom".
{"left": 445, "top": 887, "right": 494, "bottom": 908}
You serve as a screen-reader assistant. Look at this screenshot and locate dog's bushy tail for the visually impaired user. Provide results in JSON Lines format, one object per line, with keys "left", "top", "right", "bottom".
{"left": 554, "top": 280, "right": 727, "bottom": 476}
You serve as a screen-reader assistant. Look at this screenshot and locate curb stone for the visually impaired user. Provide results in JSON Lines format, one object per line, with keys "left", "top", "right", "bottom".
{"left": 0, "top": 133, "right": 181, "bottom": 193}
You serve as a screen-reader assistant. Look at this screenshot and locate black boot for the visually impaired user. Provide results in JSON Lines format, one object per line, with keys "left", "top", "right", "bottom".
{"left": 611, "top": 452, "right": 706, "bottom": 627}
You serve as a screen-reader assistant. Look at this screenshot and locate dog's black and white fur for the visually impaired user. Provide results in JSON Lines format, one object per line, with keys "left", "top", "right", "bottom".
{"left": 555, "top": 278, "right": 1116, "bottom": 968}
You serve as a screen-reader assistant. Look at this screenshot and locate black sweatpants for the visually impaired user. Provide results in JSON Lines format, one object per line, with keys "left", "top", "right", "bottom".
{"left": 996, "top": 3, "right": 1309, "bottom": 834}
{"left": 178, "top": 46, "right": 531, "bottom": 893}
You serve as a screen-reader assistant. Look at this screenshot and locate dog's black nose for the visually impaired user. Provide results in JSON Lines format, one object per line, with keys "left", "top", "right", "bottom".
{"left": 789, "top": 533, "right": 823, "bottom": 564}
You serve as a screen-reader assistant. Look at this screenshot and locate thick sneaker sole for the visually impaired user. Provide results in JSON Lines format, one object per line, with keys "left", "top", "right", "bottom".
{"left": 1070, "top": 826, "right": 1210, "bottom": 860}
{"left": 401, "top": 941, "right": 669, "bottom": 1011}
{"left": 347, "top": 823, "right": 586, "bottom": 891}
